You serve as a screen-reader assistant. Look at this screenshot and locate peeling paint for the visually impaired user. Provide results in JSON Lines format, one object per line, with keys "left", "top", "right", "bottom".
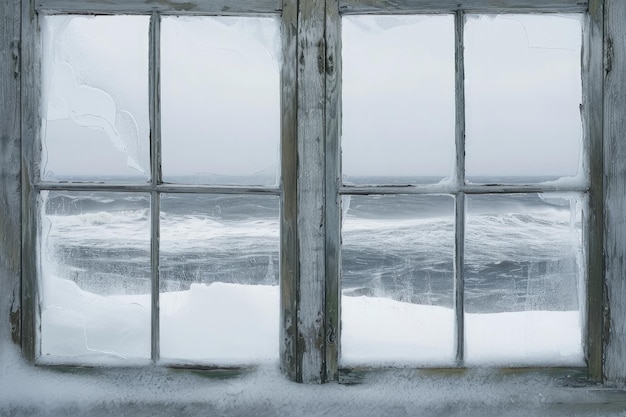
{"left": 10, "top": 309, "right": 20, "bottom": 345}
{"left": 11, "top": 40, "right": 19, "bottom": 78}
{"left": 605, "top": 37, "right": 613, "bottom": 75}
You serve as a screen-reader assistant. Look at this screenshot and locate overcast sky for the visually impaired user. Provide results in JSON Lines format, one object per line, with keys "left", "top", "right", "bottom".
{"left": 40, "top": 13, "right": 582, "bottom": 183}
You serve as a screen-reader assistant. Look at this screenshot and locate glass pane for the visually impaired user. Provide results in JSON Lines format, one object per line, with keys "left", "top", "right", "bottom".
{"left": 341, "top": 195, "right": 455, "bottom": 366}
{"left": 342, "top": 15, "right": 455, "bottom": 185}
{"left": 40, "top": 191, "right": 151, "bottom": 361}
{"left": 161, "top": 17, "right": 280, "bottom": 186}
{"left": 40, "top": 16, "right": 150, "bottom": 183}
{"left": 159, "top": 194, "right": 279, "bottom": 364}
{"left": 464, "top": 194, "right": 584, "bottom": 366}
{"left": 465, "top": 15, "right": 582, "bottom": 182}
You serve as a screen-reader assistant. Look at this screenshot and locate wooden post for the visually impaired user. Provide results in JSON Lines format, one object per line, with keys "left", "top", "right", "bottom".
{"left": 20, "top": 0, "right": 40, "bottom": 363}
{"left": 602, "top": 0, "right": 626, "bottom": 383}
{"left": 325, "top": 0, "right": 341, "bottom": 382}
{"left": 296, "top": 0, "right": 327, "bottom": 384}
{"left": 0, "top": 0, "right": 22, "bottom": 352}
{"left": 281, "top": 0, "right": 339, "bottom": 383}
{"left": 583, "top": 0, "right": 604, "bottom": 382}
{"left": 280, "top": 0, "right": 300, "bottom": 382}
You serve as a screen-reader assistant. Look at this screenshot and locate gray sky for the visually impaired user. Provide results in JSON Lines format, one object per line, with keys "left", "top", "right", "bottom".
{"left": 41, "top": 13, "right": 582, "bottom": 182}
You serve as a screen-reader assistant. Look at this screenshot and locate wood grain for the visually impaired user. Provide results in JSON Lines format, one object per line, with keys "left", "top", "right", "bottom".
{"left": 297, "top": 0, "right": 327, "bottom": 384}
{"left": 36, "top": 0, "right": 280, "bottom": 15}
{"left": 0, "top": 0, "right": 22, "bottom": 350}
{"left": 339, "top": 0, "right": 587, "bottom": 14}
{"left": 603, "top": 0, "right": 626, "bottom": 384}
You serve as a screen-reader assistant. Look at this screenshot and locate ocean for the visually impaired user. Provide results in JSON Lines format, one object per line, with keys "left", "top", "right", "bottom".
{"left": 40, "top": 176, "right": 583, "bottom": 316}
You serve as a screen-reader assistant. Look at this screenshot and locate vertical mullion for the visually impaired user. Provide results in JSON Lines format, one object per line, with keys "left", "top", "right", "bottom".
{"left": 280, "top": 0, "right": 300, "bottom": 382}
{"left": 583, "top": 0, "right": 604, "bottom": 382}
{"left": 21, "top": 0, "right": 41, "bottom": 363}
{"left": 296, "top": 0, "right": 328, "bottom": 383}
{"left": 454, "top": 10, "right": 466, "bottom": 366}
{"left": 149, "top": 11, "right": 162, "bottom": 364}
{"left": 324, "top": 0, "right": 341, "bottom": 382}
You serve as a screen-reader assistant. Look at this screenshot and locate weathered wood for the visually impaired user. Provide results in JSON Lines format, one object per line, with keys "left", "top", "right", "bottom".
{"left": 602, "top": 0, "right": 626, "bottom": 384}
{"left": 35, "top": 182, "right": 280, "bottom": 195}
{"left": 324, "top": 0, "right": 341, "bottom": 382}
{"left": 341, "top": 183, "right": 589, "bottom": 195}
{"left": 21, "top": 0, "right": 40, "bottom": 363}
{"left": 280, "top": 0, "right": 299, "bottom": 382}
{"left": 36, "top": 0, "right": 281, "bottom": 15}
{"left": 296, "top": 0, "right": 327, "bottom": 384}
{"left": 339, "top": 0, "right": 588, "bottom": 14}
{"left": 338, "top": 366, "right": 589, "bottom": 385}
{"left": 0, "top": 0, "right": 21, "bottom": 352}
{"left": 149, "top": 11, "right": 161, "bottom": 363}
{"left": 582, "top": 0, "right": 604, "bottom": 382}
{"left": 453, "top": 10, "right": 466, "bottom": 366}
{"left": 454, "top": 192, "right": 465, "bottom": 365}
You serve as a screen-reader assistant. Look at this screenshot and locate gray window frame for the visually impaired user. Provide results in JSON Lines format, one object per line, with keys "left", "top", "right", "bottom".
{"left": 2, "top": 0, "right": 621, "bottom": 385}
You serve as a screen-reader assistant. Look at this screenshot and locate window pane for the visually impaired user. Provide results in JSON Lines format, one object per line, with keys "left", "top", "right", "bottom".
{"left": 159, "top": 194, "right": 279, "bottom": 364}
{"left": 342, "top": 15, "right": 455, "bottom": 185}
{"left": 341, "top": 195, "right": 455, "bottom": 366}
{"left": 465, "top": 15, "right": 582, "bottom": 182}
{"left": 161, "top": 17, "right": 280, "bottom": 186}
{"left": 40, "top": 191, "right": 151, "bottom": 361}
{"left": 40, "top": 16, "right": 150, "bottom": 183}
{"left": 464, "top": 194, "right": 584, "bottom": 366}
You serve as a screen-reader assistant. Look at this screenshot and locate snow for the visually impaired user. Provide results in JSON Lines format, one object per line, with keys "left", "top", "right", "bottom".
{"left": 0, "top": 279, "right": 614, "bottom": 416}
{"left": 0, "top": 342, "right": 616, "bottom": 417}
{"left": 38, "top": 278, "right": 583, "bottom": 367}
{"left": 0, "top": 279, "right": 601, "bottom": 416}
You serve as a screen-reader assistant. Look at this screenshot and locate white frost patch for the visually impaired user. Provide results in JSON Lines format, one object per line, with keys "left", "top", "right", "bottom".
{"left": 341, "top": 296, "right": 455, "bottom": 365}
{"left": 41, "top": 278, "right": 582, "bottom": 368}
{"left": 41, "top": 278, "right": 151, "bottom": 361}
{"left": 341, "top": 296, "right": 582, "bottom": 367}
{"left": 160, "top": 282, "right": 279, "bottom": 363}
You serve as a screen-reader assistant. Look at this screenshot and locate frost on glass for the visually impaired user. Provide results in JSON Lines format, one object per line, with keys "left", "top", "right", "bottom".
{"left": 161, "top": 17, "right": 280, "bottom": 186}
{"left": 341, "top": 15, "right": 455, "bottom": 185}
{"left": 464, "top": 194, "right": 584, "bottom": 366}
{"left": 465, "top": 15, "right": 582, "bottom": 183}
{"left": 341, "top": 195, "right": 455, "bottom": 366}
{"left": 40, "top": 191, "right": 151, "bottom": 361}
{"left": 41, "top": 16, "right": 150, "bottom": 182}
{"left": 159, "top": 194, "right": 279, "bottom": 363}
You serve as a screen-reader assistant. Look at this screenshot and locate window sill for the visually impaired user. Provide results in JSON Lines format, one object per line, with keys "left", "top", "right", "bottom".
{"left": 2, "top": 346, "right": 626, "bottom": 417}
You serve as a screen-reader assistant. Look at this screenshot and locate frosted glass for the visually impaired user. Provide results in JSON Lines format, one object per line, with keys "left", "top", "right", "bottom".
{"left": 161, "top": 17, "right": 280, "bottom": 186}
{"left": 464, "top": 193, "right": 584, "bottom": 366}
{"left": 159, "top": 194, "right": 279, "bottom": 364}
{"left": 341, "top": 195, "right": 455, "bottom": 366}
{"left": 465, "top": 15, "right": 582, "bottom": 181}
{"left": 40, "top": 16, "right": 150, "bottom": 182}
{"left": 40, "top": 191, "right": 151, "bottom": 361}
{"left": 342, "top": 15, "right": 455, "bottom": 185}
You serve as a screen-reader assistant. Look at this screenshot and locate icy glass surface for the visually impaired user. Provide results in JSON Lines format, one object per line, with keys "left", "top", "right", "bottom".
{"left": 465, "top": 15, "right": 582, "bottom": 182}
{"left": 40, "top": 191, "right": 151, "bottom": 361}
{"left": 464, "top": 193, "right": 584, "bottom": 366}
{"left": 41, "top": 16, "right": 150, "bottom": 182}
{"left": 341, "top": 195, "right": 455, "bottom": 366}
{"left": 159, "top": 193, "right": 279, "bottom": 363}
{"left": 161, "top": 17, "right": 280, "bottom": 186}
{"left": 341, "top": 15, "right": 455, "bottom": 185}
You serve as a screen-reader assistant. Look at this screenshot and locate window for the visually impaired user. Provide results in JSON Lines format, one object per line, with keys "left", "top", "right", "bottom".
{"left": 340, "top": 13, "right": 586, "bottom": 368}
{"left": 6, "top": 0, "right": 614, "bottom": 388}
{"left": 38, "top": 13, "right": 281, "bottom": 365}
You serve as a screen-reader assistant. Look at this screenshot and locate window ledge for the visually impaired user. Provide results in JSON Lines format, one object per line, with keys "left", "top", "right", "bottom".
{"left": 2, "top": 347, "right": 626, "bottom": 417}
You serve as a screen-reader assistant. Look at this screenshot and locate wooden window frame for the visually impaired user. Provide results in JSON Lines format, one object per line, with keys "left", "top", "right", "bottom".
{"left": 3, "top": 0, "right": 623, "bottom": 385}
